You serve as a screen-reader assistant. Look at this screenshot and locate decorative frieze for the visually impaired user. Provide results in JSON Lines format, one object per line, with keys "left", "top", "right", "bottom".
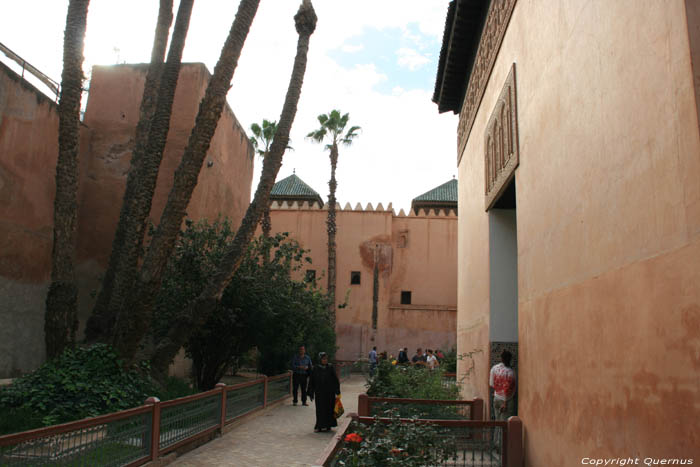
{"left": 457, "top": 0, "right": 518, "bottom": 163}
{"left": 484, "top": 63, "right": 519, "bottom": 211}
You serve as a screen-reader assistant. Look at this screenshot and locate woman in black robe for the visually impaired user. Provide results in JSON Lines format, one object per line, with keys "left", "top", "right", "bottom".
{"left": 307, "top": 352, "right": 340, "bottom": 432}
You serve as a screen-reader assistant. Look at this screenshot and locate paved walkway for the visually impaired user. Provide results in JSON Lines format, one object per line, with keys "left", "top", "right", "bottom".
{"left": 171, "top": 374, "right": 366, "bottom": 466}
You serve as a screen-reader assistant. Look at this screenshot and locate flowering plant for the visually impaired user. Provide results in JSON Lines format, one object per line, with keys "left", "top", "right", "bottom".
{"left": 344, "top": 433, "right": 363, "bottom": 443}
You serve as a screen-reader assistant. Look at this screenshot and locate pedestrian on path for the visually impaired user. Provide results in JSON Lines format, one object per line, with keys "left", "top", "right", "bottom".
{"left": 291, "top": 345, "right": 313, "bottom": 406}
{"left": 368, "top": 346, "right": 378, "bottom": 376}
{"left": 307, "top": 352, "right": 340, "bottom": 432}
{"left": 489, "top": 350, "right": 516, "bottom": 420}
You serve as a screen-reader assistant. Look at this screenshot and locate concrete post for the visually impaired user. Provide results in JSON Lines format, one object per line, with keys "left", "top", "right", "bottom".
{"left": 506, "top": 416, "right": 523, "bottom": 467}
{"left": 145, "top": 396, "right": 161, "bottom": 461}
{"left": 216, "top": 383, "right": 227, "bottom": 430}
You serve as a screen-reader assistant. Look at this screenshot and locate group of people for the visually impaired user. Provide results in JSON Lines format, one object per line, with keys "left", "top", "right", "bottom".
{"left": 290, "top": 345, "right": 340, "bottom": 432}
{"left": 368, "top": 345, "right": 446, "bottom": 375}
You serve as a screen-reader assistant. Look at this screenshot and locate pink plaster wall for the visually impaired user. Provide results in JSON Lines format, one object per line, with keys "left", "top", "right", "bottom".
{"left": 455, "top": 0, "right": 700, "bottom": 464}
{"left": 265, "top": 204, "right": 457, "bottom": 360}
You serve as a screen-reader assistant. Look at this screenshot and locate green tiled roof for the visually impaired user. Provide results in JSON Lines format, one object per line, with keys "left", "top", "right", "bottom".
{"left": 412, "top": 179, "right": 458, "bottom": 203}
{"left": 270, "top": 174, "right": 324, "bottom": 206}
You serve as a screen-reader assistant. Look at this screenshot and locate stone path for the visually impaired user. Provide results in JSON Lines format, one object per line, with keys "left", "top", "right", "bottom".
{"left": 171, "top": 374, "right": 366, "bottom": 467}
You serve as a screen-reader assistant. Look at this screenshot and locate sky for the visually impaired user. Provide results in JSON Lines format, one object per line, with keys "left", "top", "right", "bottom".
{"left": 1, "top": 0, "right": 458, "bottom": 213}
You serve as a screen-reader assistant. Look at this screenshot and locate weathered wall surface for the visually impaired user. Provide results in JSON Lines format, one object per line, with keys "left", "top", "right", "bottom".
{"left": 0, "top": 63, "right": 254, "bottom": 377}
{"left": 266, "top": 203, "right": 457, "bottom": 360}
{"left": 456, "top": 0, "right": 700, "bottom": 464}
{"left": 0, "top": 62, "right": 61, "bottom": 376}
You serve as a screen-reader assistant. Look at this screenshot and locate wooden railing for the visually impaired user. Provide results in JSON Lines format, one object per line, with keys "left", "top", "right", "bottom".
{"left": 0, "top": 372, "right": 292, "bottom": 466}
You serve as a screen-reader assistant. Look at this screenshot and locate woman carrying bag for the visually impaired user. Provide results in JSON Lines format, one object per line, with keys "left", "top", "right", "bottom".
{"left": 307, "top": 352, "right": 341, "bottom": 432}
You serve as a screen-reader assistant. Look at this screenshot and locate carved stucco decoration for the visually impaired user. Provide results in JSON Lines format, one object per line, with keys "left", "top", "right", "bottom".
{"left": 484, "top": 63, "right": 518, "bottom": 211}
{"left": 458, "top": 0, "right": 518, "bottom": 164}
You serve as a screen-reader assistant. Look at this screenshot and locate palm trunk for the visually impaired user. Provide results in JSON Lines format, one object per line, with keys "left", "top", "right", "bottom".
{"left": 85, "top": 0, "right": 176, "bottom": 342}
{"left": 45, "top": 0, "right": 90, "bottom": 359}
{"left": 261, "top": 205, "right": 271, "bottom": 264}
{"left": 326, "top": 143, "right": 338, "bottom": 327}
{"left": 113, "top": 0, "right": 263, "bottom": 362}
{"left": 149, "top": 0, "right": 317, "bottom": 377}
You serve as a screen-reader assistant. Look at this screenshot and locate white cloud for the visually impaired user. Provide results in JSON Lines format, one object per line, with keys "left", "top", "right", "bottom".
{"left": 0, "top": 0, "right": 457, "bottom": 213}
{"left": 396, "top": 48, "right": 431, "bottom": 71}
{"left": 341, "top": 44, "right": 364, "bottom": 54}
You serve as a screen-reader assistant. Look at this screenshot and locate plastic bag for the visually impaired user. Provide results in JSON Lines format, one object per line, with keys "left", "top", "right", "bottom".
{"left": 334, "top": 394, "right": 344, "bottom": 419}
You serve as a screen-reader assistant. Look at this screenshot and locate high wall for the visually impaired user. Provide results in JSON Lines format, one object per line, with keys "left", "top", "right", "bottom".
{"left": 265, "top": 201, "right": 457, "bottom": 360}
{"left": 0, "top": 62, "right": 254, "bottom": 377}
{"left": 455, "top": 0, "right": 700, "bottom": 465}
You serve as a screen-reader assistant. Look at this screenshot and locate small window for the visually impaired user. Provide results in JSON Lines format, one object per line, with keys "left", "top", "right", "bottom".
{"left": 401, "top": 291, "right": 412, "bottom": 305}
{"left": 305, "top": 269, "right": 316, "bottom": 282}
{"left": 350, "top": 271, "right": 361, "bottom": 285}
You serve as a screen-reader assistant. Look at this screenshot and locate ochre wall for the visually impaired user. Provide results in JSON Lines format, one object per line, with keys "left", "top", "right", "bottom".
{"left": 0, "top": 62, "right": 254, "bottom": 377}
{"left": 266, "top": 203, "right": 457, "bottom": 360}
{"left": 456, "top": 0, "right": 700, "bottom": 464}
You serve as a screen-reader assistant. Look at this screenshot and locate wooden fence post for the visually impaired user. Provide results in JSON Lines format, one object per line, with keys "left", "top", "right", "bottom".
{"left": 263, "top": 376, "right": 269, "bottom": 408}
{"left": 216, "top": 383, "right": 227, "bottom": 431}
{"left": 471, "top": 397, "right": 484, "bottom": 420}
{"left": 506, "top": 416, "right": 523, "bottom": 467}
{"left": 145, "top": 396, "right": 161, "bottom": 461}
{"left": 358, "top": 394, "right": 369, "bottom": 416}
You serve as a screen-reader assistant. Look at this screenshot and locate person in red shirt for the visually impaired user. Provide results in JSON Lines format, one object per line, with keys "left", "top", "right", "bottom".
{"left": 489, "top": 350, "right": 516, "bottom": 421}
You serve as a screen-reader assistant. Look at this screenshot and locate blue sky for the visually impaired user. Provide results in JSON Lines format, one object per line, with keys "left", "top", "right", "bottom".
{"left": 330, "top": 24, "right": 441, "bottom": 95}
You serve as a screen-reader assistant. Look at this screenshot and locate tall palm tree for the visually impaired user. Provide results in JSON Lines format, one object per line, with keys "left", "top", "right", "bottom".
{"left": 250, "top": 119, "right": 294, "bottom": 263}
{"left": 85, "top": 0, "right": 179, "bottom": 343}
{"left": 112, "top": 0, "right": 263, "bottom": 361}
{"left": 45, "top": 0, "right": 90, "bottom": 359}
{"left": 306, "top": 110, "right": 360, "bottom": 324}
{"left": 149, "top": 0, "right": 317, "bottom": 377}
{"left": 251, "top": 119, "right": 280, "bottom": 243}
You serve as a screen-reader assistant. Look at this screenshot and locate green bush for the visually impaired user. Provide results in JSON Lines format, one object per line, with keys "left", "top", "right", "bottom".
{"left": 335, "top": 411, "right": 457, "bottom": 466}
{"left": 0, "top": 344, "right": 157, "bottom": 432}
{"left": 366, "top": 360, "right": 458, "bottom": 400}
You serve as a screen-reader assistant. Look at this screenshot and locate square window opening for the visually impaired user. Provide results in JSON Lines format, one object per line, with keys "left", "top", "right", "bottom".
{"left": 401, "top": 291, "right": 412, "bottom": 305}
{"left": 350, "top": 271, "right": 361, "bottom": 285}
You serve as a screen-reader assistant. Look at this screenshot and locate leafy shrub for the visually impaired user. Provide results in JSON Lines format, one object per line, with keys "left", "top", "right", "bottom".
{"left": 0, "top": 344, "right": 157, "bottom": 432}
{"left": 441, "top": 347, "right": 458, "bottom": 373}
{"left": 366, "top": 360, "right": 458, "bottom": 400}
{"left": 335, "top": 411, "right": 457, "bottom": 466}
{"left": 153, "top": 218, "right": 336, "bottom": 390}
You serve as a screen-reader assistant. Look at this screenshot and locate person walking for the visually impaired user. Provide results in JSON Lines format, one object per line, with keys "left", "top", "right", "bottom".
{"left": 426, "top": 349, "right": 439, "bottom": 369}
{"left": 489, "top": 350, "right": 516, "bottom": 420}
{"left": 368, "top": 346, "right": 378, "bottom": 376}
{"left": 308, "top": 352, "right": 341, "bottom": 432}
{"left": 398, "top": 347, "right": 409, "bottom": 364}
{"left": 411, "top": 347, "right": 427, "bottom": 367}
{"left": 291, "top": 345, "right": 313, "bottom": 406}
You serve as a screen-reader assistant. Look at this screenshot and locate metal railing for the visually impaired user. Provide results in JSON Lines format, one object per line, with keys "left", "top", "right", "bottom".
{"left": 0, "top": 372, "right": 291, "bottom": 466}
{"left": 0, "top": 42, "right": 60, "bottom": 101}
{"left": 358, "top": 394, "right": 484, "bottom": 421}
{"left": 317, "top": 415, "right": 523, "bottom": 467}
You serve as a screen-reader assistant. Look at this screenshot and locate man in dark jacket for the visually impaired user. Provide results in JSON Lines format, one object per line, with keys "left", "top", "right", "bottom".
{"left": 291, "top": 345, "right": 313, "bottom": 406}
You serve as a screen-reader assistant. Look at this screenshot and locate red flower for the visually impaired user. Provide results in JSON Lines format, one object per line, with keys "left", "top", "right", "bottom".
{"left": 344, "top": 433, "right": 363, "bottom": 443}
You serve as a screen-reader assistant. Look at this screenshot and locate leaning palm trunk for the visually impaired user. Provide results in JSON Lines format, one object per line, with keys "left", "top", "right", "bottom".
{"left": 45, "top": 0, "right": 90, "bottom": 359}
{"left": 261, "top": 205, "right": 272, "bottom": 264}
{"left": 326, "top": 143, "right": 338, "bottom": 326}
{"left": 149, "top": 0, "right": 318, "bottom": 377}
{"left": 112, "top": 0, "right": 262, "bottom": 361}
{"left": 84, "top": 0, "right": 178, "bottom": 342}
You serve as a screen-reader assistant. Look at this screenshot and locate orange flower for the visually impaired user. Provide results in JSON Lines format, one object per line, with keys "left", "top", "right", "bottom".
{"left": 390, "top": 448, "right": 404, "bottom": 456}
{"left": 344, "top": 433, "right": 363, "bottom": 443}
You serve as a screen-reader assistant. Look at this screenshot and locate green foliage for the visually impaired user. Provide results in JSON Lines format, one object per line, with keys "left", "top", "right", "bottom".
{"left": 306, "top": 109, "right": 361, "bottom": 149}
{"left": 153, "top": 218, "right": 336, "bottom": 390}
{"left": 366, "top": 360, "right": 459, "bottom": 400}
{"left": 335, "top": 412, "right": 457, "bottom": 466}
{"left": 441, "top": 347, "right": 458, "bottom": 373}
{"left": 0, "top": 344, "right": 157, "bottom": 433}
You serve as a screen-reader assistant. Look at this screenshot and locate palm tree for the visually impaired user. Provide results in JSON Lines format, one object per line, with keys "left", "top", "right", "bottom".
{"left": 149, "top": 0, "right": 318, "bottom": 377}
{"left": 85, "top": 0, "right": 179, "bottom": 343}
{"left": 306, "top": 110, "right": 360, "bottom": 324}
{"left": 45, "top": 0, "right": 90, "bottom": 359}
{"left": 111, "top": 0, "right": 263, "bottom": 361}
{"left": 251, "top": 119, "right": 280, "bottom": 243}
